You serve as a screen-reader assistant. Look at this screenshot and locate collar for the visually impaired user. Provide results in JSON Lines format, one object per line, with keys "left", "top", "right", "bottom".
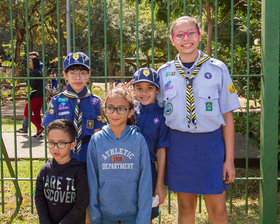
{"left": 65, "top": 84, "right": 90, "bottom": 98}
{"left": 140, "top": 102, "right": 158, "bottom": 112}
{"left": 176, "top": 50, "right": 203, "bottom": 71}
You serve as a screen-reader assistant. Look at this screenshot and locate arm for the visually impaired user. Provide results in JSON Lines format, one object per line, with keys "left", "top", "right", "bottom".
{"left": 35, "top": 170, "right": 52, "bottom": 224}
{"left": 154, "top": 148, "right": 167, "bottom": 205}
{"left": 136, "top": 137, "right": 153, "bottom": 224}
{"left": 222, "top": 111, "right": 236, "bottom": 184}
{"left": 86, "top": 138, "right": 101, "bottom": 224}
{"left": 59, "top": 171, "right": 90, "bottom": 224}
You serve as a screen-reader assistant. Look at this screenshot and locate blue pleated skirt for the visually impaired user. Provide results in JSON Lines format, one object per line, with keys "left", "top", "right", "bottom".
{"left": 166, "top": 127, "right": 227, "bottom": 194}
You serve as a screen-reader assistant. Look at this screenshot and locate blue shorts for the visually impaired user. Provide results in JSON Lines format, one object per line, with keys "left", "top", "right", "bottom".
{"left": 166, "top": 127, "right": 227, "bottom": 194}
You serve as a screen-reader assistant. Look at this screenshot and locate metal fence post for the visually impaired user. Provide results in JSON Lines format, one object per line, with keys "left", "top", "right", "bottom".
{"left": 259, "top": 0, "right": 279, "bottom": 223}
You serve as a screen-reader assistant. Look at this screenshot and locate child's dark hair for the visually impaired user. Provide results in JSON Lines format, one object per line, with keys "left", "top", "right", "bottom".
{"left": 170, "top": 16, "right": 200, "bottom": 36}
{"left": 64, "top": 64, "right": 90, "bottom": 73}
{"left": 30, "top": 56, "right": 41, "bottom": 71}
{"left": 29, "top": 51, "right": 40, "bottom": 59}
{"left": 47, "top": 119, "right": 76, "bottom": 142}
{"left": 104, "top": 87, "right": 136, "bottom": 125}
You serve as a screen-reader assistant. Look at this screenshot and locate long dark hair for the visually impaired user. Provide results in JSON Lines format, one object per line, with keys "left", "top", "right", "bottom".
{"left": 30, "top": 56, "right": 41, "bottom": 71}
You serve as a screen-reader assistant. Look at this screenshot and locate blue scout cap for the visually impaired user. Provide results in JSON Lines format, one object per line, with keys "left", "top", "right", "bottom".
{"left": 63, "top": 52, "right": 90, "bottom": 71}
{"left": 132, "top": 67, "right": 159, "bottom": 88}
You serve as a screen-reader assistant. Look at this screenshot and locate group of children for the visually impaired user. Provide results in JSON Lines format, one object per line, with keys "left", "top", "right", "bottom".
{"left": 34, "top": 16, "right": 241, "bottom": 224}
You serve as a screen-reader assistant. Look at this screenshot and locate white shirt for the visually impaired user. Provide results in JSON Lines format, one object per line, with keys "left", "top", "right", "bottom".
{"left": 157, "top": 51, "right": 241, "bottom": 133}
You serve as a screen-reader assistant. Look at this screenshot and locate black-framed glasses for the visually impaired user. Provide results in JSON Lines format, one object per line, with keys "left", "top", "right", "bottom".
{"left": 105, "top": 105, "right": 130, "bottom": 115}
{"left": 47, "top": 142, "right": 73, "bottom": 149}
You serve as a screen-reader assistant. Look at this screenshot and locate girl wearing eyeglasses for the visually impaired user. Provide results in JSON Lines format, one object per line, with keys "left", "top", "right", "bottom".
{"left": 87, "top": 87, "right": 152, "bottom": 224}
{"left": 157, "top": 16, "right": 241, "bottom": 223}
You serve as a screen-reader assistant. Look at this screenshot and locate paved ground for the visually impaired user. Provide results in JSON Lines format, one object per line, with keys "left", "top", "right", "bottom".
{"left": 1, "top": 98, "right": 259, "bottom": 163}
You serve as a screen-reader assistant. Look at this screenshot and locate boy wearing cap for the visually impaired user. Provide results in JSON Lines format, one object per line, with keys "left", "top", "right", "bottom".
{"left": 132, "top": 67, "right": 169, "bottom": 221}
{"left": 42, "top": 52, "right": 106, "bottom": 163}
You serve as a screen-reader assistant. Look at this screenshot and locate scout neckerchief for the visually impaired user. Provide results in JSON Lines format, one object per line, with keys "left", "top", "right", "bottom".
{"left": 174, "top": 53, "right": 210, "bottom": 128}
{"left": 63, "top": 84, "right": 91, "bottom": 153}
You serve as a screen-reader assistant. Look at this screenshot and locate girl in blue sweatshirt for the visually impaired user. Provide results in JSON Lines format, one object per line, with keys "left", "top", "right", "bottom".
{"left": 87, "top": 87, "right": 152, "bottom": 224}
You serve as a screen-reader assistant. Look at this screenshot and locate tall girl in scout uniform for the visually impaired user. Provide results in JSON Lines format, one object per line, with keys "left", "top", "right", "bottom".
{"left": 157, "top": 16, "right": 241, "bottom": 223}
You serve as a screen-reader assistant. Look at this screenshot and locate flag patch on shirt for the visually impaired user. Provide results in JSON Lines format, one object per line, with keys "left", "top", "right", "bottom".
{"left": 166, "top": 72, "right": 175, "bottom": 77}
{"left": 206, "top": 102, "right": 213, "bottom": 111}
{"left": 58, "top": 97, "right": 68, "bottom": 102}
{"left": 228, "top": 84, "right": 236, "bottom": 94}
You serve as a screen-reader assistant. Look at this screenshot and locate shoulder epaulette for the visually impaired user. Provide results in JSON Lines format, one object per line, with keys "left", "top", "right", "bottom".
{"left": 157, "top": 61, "right": 173, "bottom": 72}
{"left": 209, "top": 58, "right": 228, "bottom": 71}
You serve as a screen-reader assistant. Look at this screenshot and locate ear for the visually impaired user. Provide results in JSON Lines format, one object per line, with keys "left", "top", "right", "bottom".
{"left": 63, "top": 71, "right": 68, "bottom": 79}
{"left": 86, "top": 70, "right": 91, "bottom": 82}
{"left": 169, "top": 35, "right": 175, "bottom": 46}
{"left": 156, "top": 88, "right": 160, "bottom": 95}
{"left": 198, "top": 32, "right": 202, "bottom": 42}
{"left": 128, "top": 108, "right": 134, "bottom": 119}
{"left": 70, "top": 141, "right": 77, "bottom": 150}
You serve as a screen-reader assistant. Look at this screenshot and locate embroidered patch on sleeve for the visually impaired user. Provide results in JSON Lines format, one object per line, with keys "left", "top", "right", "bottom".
{"left": 228, "top": 84, "right": 236, "bottom": 94}
{"left": 49, "top": 109, "right": 54, "bottom": 114}
{"left": 87, "top": 120, "right": 94, "bottom": 129}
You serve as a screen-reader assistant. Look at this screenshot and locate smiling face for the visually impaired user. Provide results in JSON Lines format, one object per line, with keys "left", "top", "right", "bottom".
{"left": 170, "top": 21, "right": 201, "bottom": 62}
{"left": 134, "top": 81, "right": 158, "bottom": 106}
{"left": 48, "top": 128, "right": 76, "bottom": 165}
{"left": 105, "top": 94, "right": 134, "bottom": 129}
{"left": 63, "top": 68, "right": 90, "bottom": 93}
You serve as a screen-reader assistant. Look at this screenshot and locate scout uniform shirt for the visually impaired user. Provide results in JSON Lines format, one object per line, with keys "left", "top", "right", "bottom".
{"left": 42, "top": 85, "right": 106, "bottom": 162}
{"left": 135, "top": 101, "right": 169, "bottom": 161}
{"left": 157, "top": 50, "right": 241, "bottom": 133}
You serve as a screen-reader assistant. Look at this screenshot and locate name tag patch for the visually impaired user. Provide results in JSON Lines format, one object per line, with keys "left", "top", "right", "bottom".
{"left": 58, "top": 111, "right": 70, "bottom": 116}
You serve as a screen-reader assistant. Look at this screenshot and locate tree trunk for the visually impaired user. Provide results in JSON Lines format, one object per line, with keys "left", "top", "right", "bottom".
{"left": 205, "top": 2, "right": 213, "bottom": 56}
{"left": 14, "top": 29, "right": 25, "bottom": 78}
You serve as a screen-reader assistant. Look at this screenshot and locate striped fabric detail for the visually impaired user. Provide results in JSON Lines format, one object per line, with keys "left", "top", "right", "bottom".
{"left": 174, "top": 53, "right": 210, "bottom": 128}
{"left": 63, "top": 90, "right": 91, "bottom": 153}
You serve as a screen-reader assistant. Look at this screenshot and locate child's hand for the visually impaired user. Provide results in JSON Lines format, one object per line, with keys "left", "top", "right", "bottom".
{"left": 223, "top": 160, "right": 236, "bottom": 184}
{"left": 154, "top": 184, "right": 167, "bottom": 205}
{"left": 116, "top": 79, "right": 133, "bottom": 88}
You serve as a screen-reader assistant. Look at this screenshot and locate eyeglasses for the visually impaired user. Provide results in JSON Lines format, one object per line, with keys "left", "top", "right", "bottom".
{"left": 68, "top": 71, "right": 89, "bottom": 80}
{"left": 105, "top": 105, "right": 130, "bottom": 115}
{"left": 172, "top": 29, "right": 199, "bottom": 41}
{"left": 47, "top": 142, "right": 73, "bottom": 149}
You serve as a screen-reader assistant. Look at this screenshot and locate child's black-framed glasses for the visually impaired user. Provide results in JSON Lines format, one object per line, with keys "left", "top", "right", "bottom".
{"left": 105, "top": 105, "right": 130, "bottom": 115}
{"left": 47, "top": 142, "right": 73, "bottom": 149}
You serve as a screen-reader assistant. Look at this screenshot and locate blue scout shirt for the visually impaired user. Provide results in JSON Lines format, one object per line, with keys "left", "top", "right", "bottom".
{"left": 42, "top": 85, "right": 106, "bottom": 162}
{"left": 135, "top": 101, "right": 169, "bottom": 161}
{"left": 157, "top": 50, "right": 241, "bottom": 133}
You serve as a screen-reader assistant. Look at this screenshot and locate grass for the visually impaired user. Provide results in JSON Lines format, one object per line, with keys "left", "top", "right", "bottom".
{"left": 0, "top": 159, "right": 271, "bottom": 224}
{"left": 1, "top": 118, "right": 37, "bottom": 133}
